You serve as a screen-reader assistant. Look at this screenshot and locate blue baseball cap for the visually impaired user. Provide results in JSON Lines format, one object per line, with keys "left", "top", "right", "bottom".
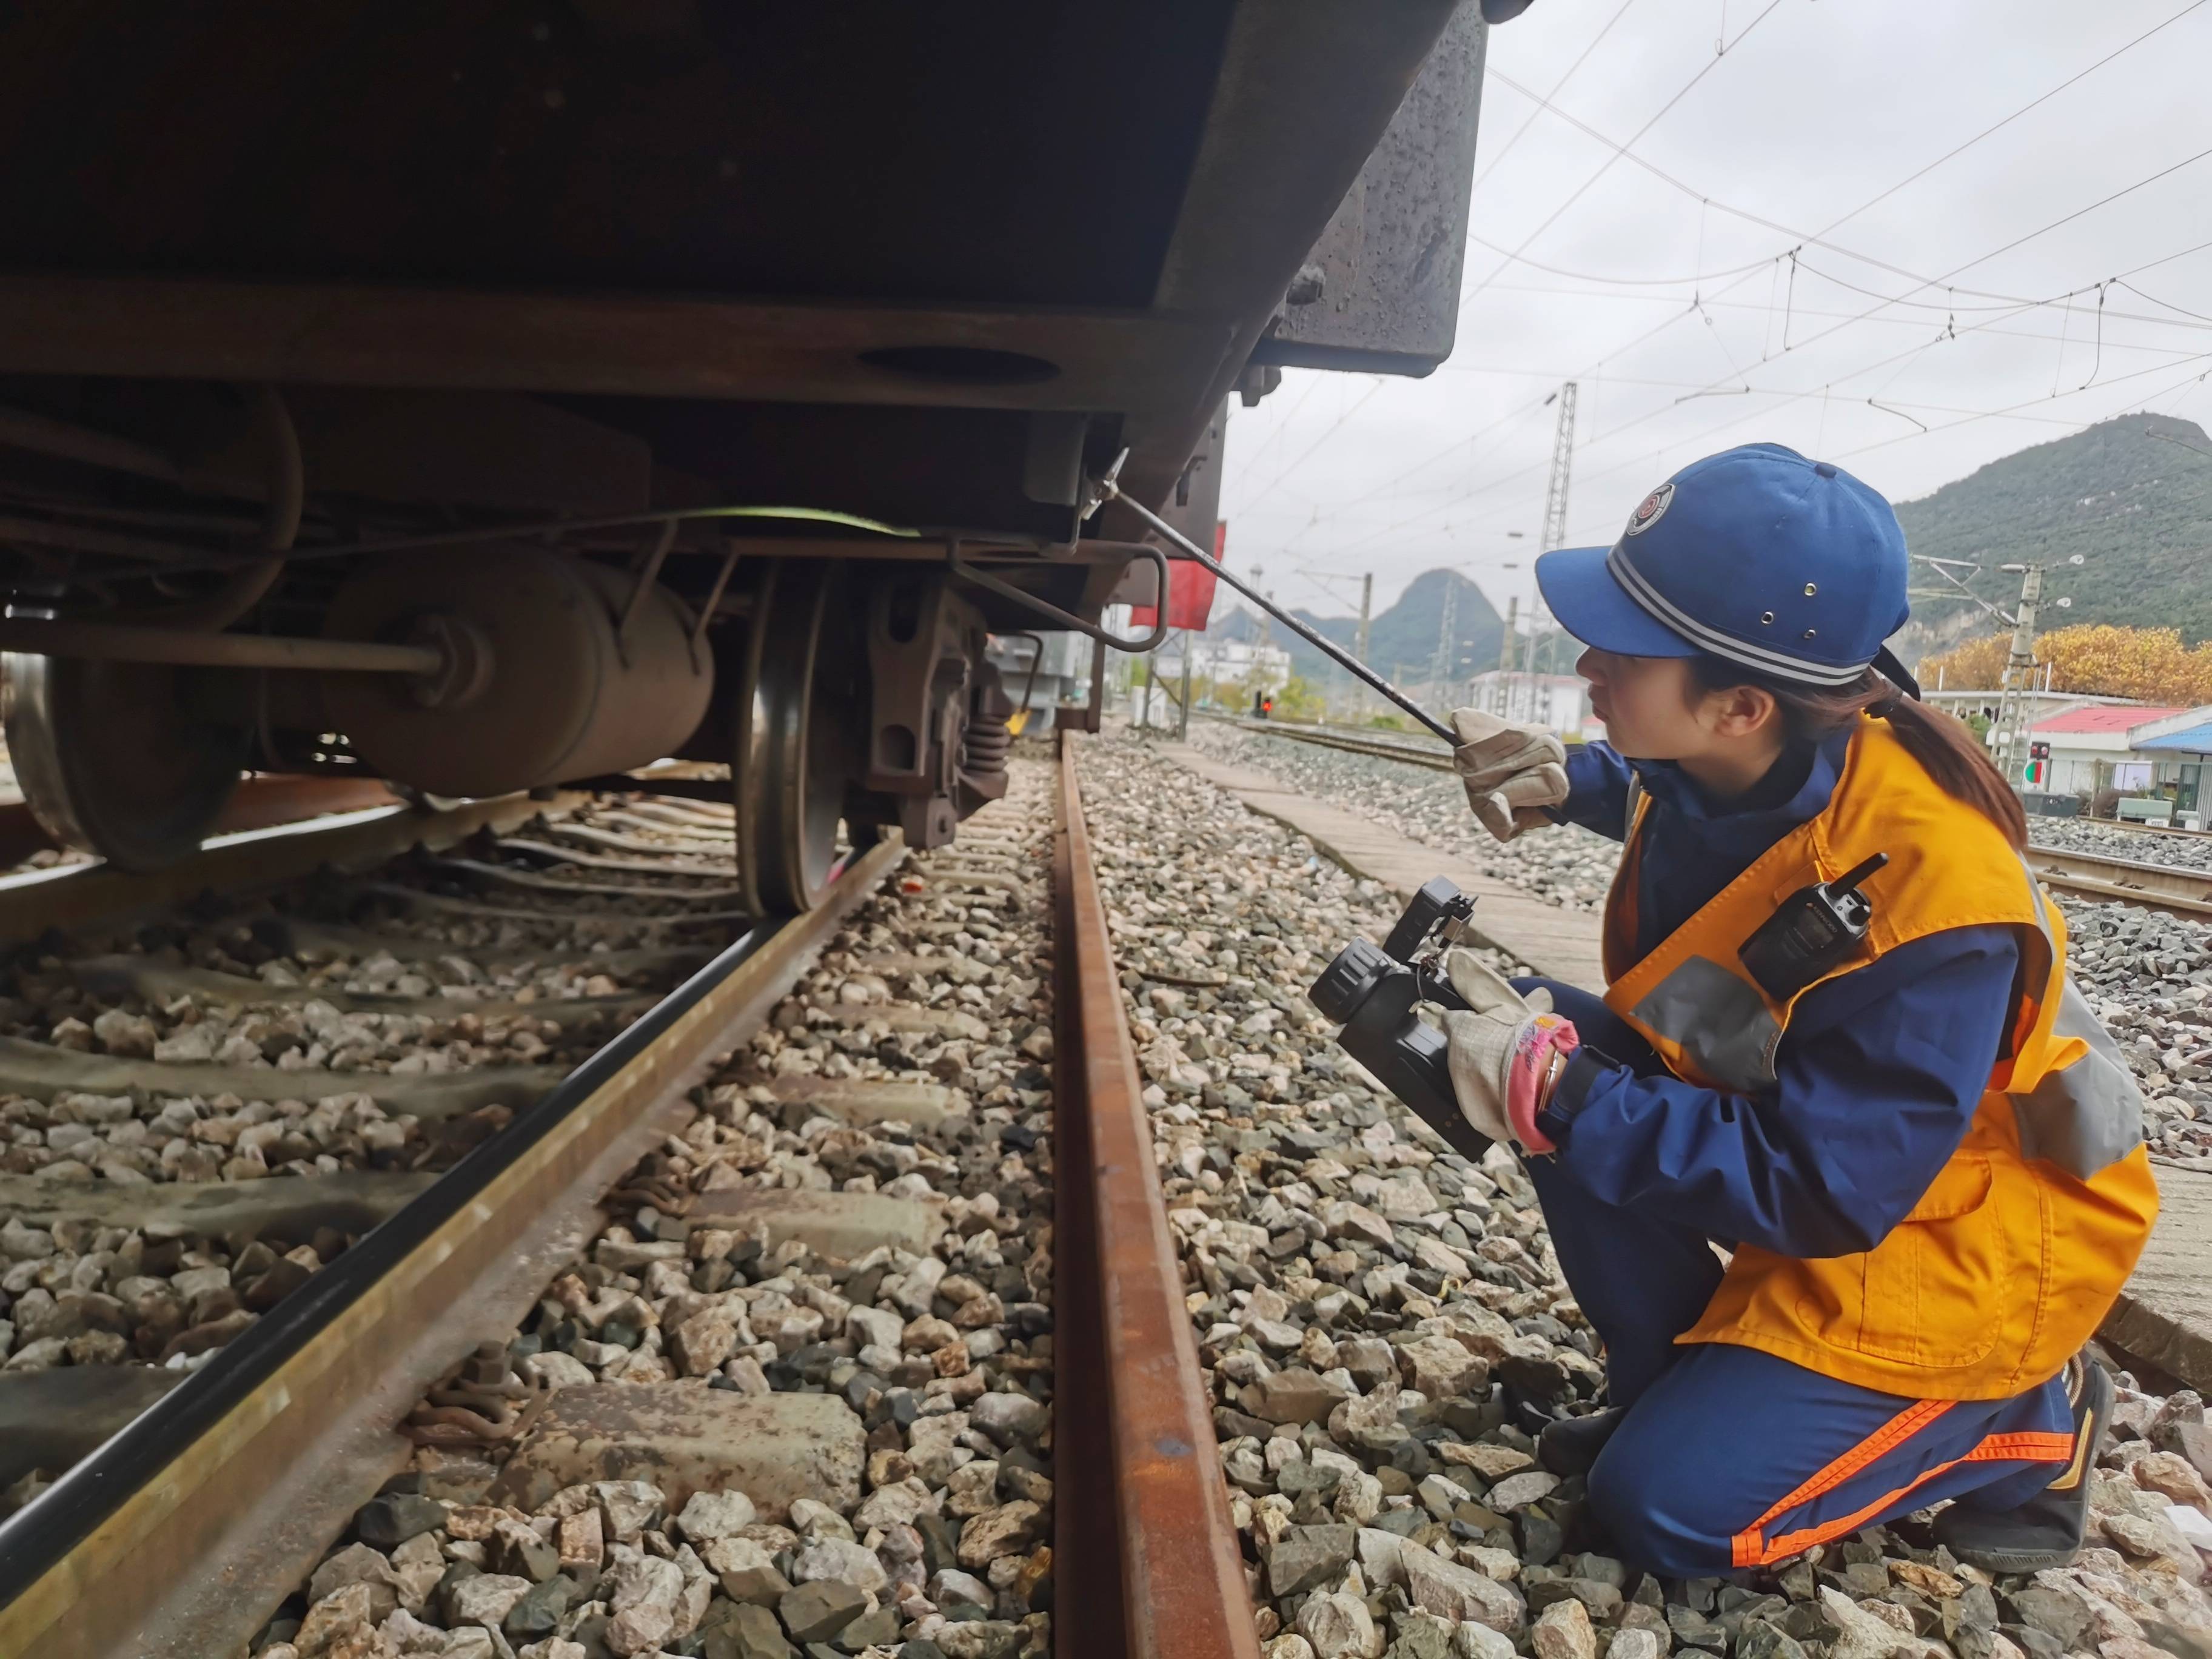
{"left": 1536, "top": 443, "right": 1911, "bottom": 688}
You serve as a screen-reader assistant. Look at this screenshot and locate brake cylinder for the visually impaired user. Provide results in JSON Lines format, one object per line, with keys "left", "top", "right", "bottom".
{"left": 319, "top": 546, "right": 713, "bottom": 798}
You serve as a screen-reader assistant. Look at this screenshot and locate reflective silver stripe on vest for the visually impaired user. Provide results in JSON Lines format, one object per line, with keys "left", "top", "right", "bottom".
{"left": 2007, "top": 854, "right": 2142, "bottom": 1176}
{"left": 1627, "top": 954, "right": 1782, "bottom": 1094}
{"left": 2010, "top": 983, "right": 2145, "bottom": 1178}
{"left": 1624, "top": 853, "right": 2144, "bottom": 1147}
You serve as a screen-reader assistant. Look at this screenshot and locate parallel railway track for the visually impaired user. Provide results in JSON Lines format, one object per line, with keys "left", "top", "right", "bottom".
{"left": 1208, "top": 716, "right": 1455, "bottom": 773}
{"left": 1219, "top": 715, "right": 2212, "bottom": 921}
{"left": 0, "top": 737, "right": 1252, "bottom": 1659}
{"left": 2020, "top": 845, "right": 2212, "bottom": 920}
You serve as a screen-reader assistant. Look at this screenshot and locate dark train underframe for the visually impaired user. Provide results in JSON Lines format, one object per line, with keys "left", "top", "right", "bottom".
{"left": 0, "top": 1, "right": 1495, "bottom": 910}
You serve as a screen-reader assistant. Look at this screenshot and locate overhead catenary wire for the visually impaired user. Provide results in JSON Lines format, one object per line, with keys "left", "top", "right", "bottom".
{"left": 1483, "top": 31, "right": 2212, "bottom": 322}
{"left": 1278, "top": 165, "right": 2208, "bottom": 566}
{"left": 1817, "top": 0, "right": 2209, "bottom": 237}
{"left": 1453, "top": 0, "right": 1794, "bottom": 321}
{"left": 1462, "top": 0, "right": 1648, "bottom": 199}
{"left": 1299, "top": 298, "right": 2197, "bottom": 566}
{"left": 1300, "top": 166, "right": 2212, "bottom": 568}
{"left": 1242, "top": 6, "right": 2212, "bottom": 616}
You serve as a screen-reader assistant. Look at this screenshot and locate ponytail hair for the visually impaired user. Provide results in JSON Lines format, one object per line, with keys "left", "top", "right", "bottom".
{"left": 1685, "top": 656, "right": 2027, "bottom": 848}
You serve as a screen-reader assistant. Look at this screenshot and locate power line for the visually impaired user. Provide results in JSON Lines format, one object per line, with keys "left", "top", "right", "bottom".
{"left": 1819, "top": 0, "right": 2210, "bottom": 236}
{"left": 1464, "top": 232, "right": 1785, "bottom": 289}
{"left": 1453, "top": 0, "right": 1794, "bottom": 318}
{"left": 1463, "top": 0, "right": 1647, "bottom": 199}
{"left": 1227, "top": 372, "right": 1329, "bottom": 492}
{"left": 1299, "top": 211, "right": 2212, "bottom": 566}
{"left": 1231, "top": 375, "right": 1387, "bottom": 511}
{"left": 1829, "top": 347, "right": 2212, "bottom": 463}
{"left": 1481, "top": 2, "right": 2212, "bottom": 320}
{"left": 1248, "top": 12, "right": 2212, "bottom": 589}
{"left": 1295, "top": 49, "right": 2212, "bottom": 556}
{"left": 1440, "top": 284, "right": 2212, "bottom": 356}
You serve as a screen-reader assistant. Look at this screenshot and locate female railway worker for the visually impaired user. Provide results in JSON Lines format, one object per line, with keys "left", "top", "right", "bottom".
{"left": 1442, "top": 443, "right": 2158, "bottom": 1576}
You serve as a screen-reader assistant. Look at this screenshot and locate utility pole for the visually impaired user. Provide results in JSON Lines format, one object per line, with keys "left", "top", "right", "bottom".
{"left": 1252, "top": 563, "right": 1270, "bottom": 649}
{"left": 1353, "top": 572, "right": 1373, "bottom": 723}
{"left": 1178, "top": 628, "right": 1193, "bottom": 740}
{"left": 1493, "top": 596, "right": 1519, "bottom": 716}
{"left": 1429, "top": 575, "right": 1458, "bottom": 712}
{"left": 1992, "top": 563, "right": 2044, "bottom": 793}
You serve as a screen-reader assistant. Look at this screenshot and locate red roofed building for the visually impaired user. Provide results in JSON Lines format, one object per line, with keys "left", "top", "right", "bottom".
{"left": 2028, "top": 705, "right": 2185, "bottom": 802}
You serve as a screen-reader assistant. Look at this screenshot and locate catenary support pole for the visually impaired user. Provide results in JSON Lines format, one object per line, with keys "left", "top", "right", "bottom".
{"left": 1177, "top": 630, "right": 1192, "bottom": 740}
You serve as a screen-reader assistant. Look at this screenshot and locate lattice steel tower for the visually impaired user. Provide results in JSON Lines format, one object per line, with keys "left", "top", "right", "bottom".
{"left": 1541, "top": 382, "right": 1578, "bottom": 555}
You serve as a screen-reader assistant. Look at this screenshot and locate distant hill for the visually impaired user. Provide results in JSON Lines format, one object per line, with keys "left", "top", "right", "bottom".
{"left": 1209, "top": 414, "right": 2212, "bottom": 686}
{"left": 1892, "top": 414, "right": 2212, "bottom": 657}
{"left": 1210, "top": 568, "right": 1506, "bottom": 691}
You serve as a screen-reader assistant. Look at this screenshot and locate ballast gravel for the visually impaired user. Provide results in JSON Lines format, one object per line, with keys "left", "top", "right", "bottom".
{"left": 0, "top": 805, "right": 739, "bottom": 1403}
{"left": 2031, "top": 817, "right": 2212, "bottom": 874}
{"left": 255, "top": 762, "right": 1059, "bottom": 1659}
{"left": 1083, "top": 729, "right": 2212, "bottom": 1659}
{"left": 1191, "top": 724, "right": 2212, "bottom": 1167}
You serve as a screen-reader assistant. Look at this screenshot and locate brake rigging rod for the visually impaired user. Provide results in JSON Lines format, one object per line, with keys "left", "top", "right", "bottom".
{"left": 1092, "top": 461, "right": 1457, "bottom": 742}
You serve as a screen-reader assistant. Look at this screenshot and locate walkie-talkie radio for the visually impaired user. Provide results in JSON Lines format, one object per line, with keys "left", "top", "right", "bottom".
{"left": 1738, "top": 853, "right": 1889, "bottom": 1001}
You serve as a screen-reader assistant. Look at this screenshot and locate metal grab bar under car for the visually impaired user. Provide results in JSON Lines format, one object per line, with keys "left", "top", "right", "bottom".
{"left": 945, "top": 537, "right": 1171, "bottom": 654}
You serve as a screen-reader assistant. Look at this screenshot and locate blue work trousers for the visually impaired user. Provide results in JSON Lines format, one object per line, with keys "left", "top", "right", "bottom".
{"left": 1512, "top": 977, "right": 2074, "bottom": 1575}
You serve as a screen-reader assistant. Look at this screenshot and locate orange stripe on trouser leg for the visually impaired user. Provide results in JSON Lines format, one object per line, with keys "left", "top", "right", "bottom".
{"left": 1734, "top": 1430, "right": 2077, "bottom": 1568}
{"left": 1728, "top": 1398, "right": 1954, "bottom": 1567}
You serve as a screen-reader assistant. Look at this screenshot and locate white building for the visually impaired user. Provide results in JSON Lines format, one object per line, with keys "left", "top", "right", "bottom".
{"left": 1459, "top": 671, "right": 1596, "bottom": 742}
{"left": 1152, "top": 635, "right": 1293, "bottom": 697}
{"left": 2022, "top": 704, "right": 2184, "bottom": 797}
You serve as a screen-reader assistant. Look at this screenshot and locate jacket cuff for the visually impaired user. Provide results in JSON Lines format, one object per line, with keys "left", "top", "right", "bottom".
{"left": 1537, "top": 1047, "right": 1615, "bottom": 1147}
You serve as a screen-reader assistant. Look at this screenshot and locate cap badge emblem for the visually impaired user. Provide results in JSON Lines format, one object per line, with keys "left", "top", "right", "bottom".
{"left": 1623, "top": 482, "right": 1674, "bottom": 537}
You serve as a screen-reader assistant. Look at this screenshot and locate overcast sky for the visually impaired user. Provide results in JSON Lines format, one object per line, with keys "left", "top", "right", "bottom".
{"left": 1219, "top": 0, "right": 2212, "bottom": 625}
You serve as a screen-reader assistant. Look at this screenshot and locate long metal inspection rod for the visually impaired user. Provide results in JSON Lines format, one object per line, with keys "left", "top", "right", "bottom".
{"left": 0, "top": 620, "right": 441, "bottom": 675}
{"left": 1098, "top": 475, "right": 1456, "bottom": 742}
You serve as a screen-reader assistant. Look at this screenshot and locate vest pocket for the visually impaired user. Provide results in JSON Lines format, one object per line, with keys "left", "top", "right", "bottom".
{"left": 1850, "top": 1155, "right": 2005, "bottom": 1368}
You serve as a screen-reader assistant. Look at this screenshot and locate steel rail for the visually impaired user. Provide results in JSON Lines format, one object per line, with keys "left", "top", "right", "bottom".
{"left": 0, "top": 833, "right": 904, "bottom": 1657}
{"left": 1215, "top": 714, "right": 1458, "bottom": 772}
{"left": 2023, "top": 845, "right": 2212, "bottom": 920}
{"left": 1053, "top": 730, "right": 1261, "bottom": 1659}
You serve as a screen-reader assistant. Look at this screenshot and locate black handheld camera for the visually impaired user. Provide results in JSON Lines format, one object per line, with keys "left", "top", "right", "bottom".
{"left": 1308, "top": 877, "right": 1493, "bottom": 1161}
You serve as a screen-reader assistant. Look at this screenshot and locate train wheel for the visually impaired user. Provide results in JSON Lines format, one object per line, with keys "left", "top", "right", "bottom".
{"left": 736, "top": 560, "right": 866, "bottom": 914}
{"left": 2, "top": 655, "right": 250, "bottom": 871}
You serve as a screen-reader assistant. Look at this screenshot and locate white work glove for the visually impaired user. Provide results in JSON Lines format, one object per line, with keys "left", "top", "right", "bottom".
{"left": 1440, "top": 948, "right": 1577, "bottom": 1153}
{"left": 1450, "top": 708, "right": 1569, "bottom": 843}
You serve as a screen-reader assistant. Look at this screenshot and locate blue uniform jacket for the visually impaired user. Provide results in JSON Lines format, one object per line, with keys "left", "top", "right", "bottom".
{"left": 1540, "top": 734, "right": 2020, "bottom": 1261}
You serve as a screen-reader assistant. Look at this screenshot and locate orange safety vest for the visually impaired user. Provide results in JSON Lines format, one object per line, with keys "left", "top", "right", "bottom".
{"left": 1600, "top": 716, "right": 2159, "bottom": 1399}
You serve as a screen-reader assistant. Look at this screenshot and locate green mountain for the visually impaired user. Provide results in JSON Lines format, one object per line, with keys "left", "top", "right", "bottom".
{"left": 1212, "top": 568, "right": 1506, "bottom": 691}
{"left": 1893, "top": 413, "right": 2212, "bottom": 649}
{"left": 1210, "top": 414, "right": 2212, "bottom": 686}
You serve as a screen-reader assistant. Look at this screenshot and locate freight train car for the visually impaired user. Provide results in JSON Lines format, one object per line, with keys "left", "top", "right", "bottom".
{"left": 0, "top": 1, "right": 1498, "bottom": 909}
